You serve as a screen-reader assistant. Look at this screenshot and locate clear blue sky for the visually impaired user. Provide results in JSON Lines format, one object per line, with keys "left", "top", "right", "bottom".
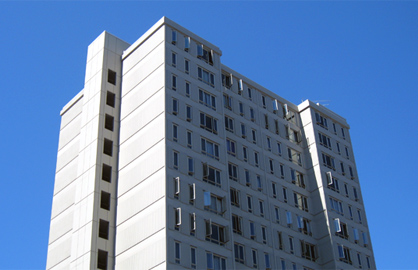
{"left": 1, "top": 1, "right": 417, "bottom": 269}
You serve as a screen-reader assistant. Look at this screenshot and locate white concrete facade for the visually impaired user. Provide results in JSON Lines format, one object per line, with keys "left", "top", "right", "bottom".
{"left": 47, "top": 17, "right": 375, "bottom": 270}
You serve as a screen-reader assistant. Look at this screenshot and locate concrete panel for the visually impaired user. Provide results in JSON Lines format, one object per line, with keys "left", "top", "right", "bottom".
{"left": 54, "top": 157, "right": 78, "bottom": 195}
{"left": 49, "top": 208, "right": 73, "bottom": 244}
{"left": 50, "top": 182, "right": 76, "bottom": 219}
{"left": 119, "top": 113, "right": 165, "bottom": 169}
{"left": 121, "top": 42, "right": 164, "bottom": 96}
{"left": 116, "top": 168, "right": 165, "bottom": 224}
{"left": 56, "top": 137, "right": 80, "bottom": 173}
{"left": 119, "top": 88, "right": 164, "bottom": 144}
{"left": 46, "top": 233, "right": 72, "bottom": 269}
{"left": 60, "top": 98, "right": 83, "bottom": 130}
{"left": 118, "top": 140, "right": 165, "bottom": 196}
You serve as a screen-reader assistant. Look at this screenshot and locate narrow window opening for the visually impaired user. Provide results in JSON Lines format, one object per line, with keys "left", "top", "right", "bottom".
{"left": 98, "top": 219, "right": 109, "bottom": 239}
{"left": 100, "top": 191, "right": 111, "bottom": 210}
{"left": 103, "top": 139, "right": 113, "bottom": 156}
{"left": 106, "top": 91, "right": 115, "bottom": 108}
{"left": 107, "top": 69, "right": 116, "bottom": 85}
{"left": 97, "top": 249, "right": 108, "bottom": 270}
{"left": 104, "top": 114, "right": 114, "bottom": 131}
{"left": 102, "top": 164, "right": 112, "bottom": 183}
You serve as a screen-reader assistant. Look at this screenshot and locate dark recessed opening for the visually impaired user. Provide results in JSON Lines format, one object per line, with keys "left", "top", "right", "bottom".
{"left": 100, "top": 191, "right": 111, "bottom": 210}
{"left": 102, "top": 164, "right": 112, "bottom": 183}
{"left": 104, "top": 114, "right": 114, "bottom": 131}
{"left": 107, "top": 69, "right": 116, "bottom": 85}
{"left": 106, "top": 91, "right": 115, "bottom": 108}
{"left": 98, "top": 219, "right": 109, "bottom": 240}
{"left": 97, "top": 249, "right": 108, "bottom": 270}
{"left": 103, "top": 139, "right": 113, "bottom": 156}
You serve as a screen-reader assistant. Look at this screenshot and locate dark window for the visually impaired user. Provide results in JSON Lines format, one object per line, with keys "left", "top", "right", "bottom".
{"left": 103, "top": 139, "right": 113, "bottom": 156}
{"left": 107, "top": 69, "right": 116, "bottom": 85}
{"left": 99, "top": 219, "right": 109, "bottom": 239}
{"left": 104, "top": 114, "right": 114, "bottom": 131}
{"left": 102, "top": 164, "right": 112, "bottom": 183}
{"left": 106, "top": 91, "right": 115, "bottom": 108}
{"left": 100, "top": 191, "right": 111, "bottom": 210}
{"left": 97, "top": 249, "right": 108, "bottom": 270}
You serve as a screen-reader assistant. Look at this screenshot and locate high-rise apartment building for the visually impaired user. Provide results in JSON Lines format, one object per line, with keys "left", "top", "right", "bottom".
{"left": 47, "top": 17, "right": 375, "bottom": 270}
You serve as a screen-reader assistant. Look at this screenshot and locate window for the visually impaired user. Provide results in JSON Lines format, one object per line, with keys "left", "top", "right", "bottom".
{"left": 286, "top": 211, "right": 292, "bottom": 226}
{"left": 294, "top": 192, "right": 309, "bottom": 212}
{"left": 254, "top": 152, "right": 259, "bottom": 167}
{"left": 357, "top": 253, "right": 362, "bottom": 268}
{"left": 204, "top": 192, "right": 225, "bottom": 215}
{"left": 315, "top": 112, "right": 328, "bottom": 129}
{"left": 228, "top": 163, "right": 238, "bottom": 181}
{"left": 232, "top": 214, "right": 242, "bottom": 234}
{"left": 257, "top": 175, "right": 262, "bottom": 191}
{"left": 341, "top": 127, "right": 346, "bottom": 139}
{"left": 171, "top": 30, "right": 177, "bottom": 44}
{"left": 190, "top": 213, "right": 196, "bottom": 234}
{"left": 185, "top": 59, "right": 190, "bottom": 74}
{"left": 238, "top": 79, "right": 244, "bottom": 93}
{"left": 100, "top": 191, "right": 111, "bottom": 210}
{"left": 203, "top": 163, "right": 221, "bottom": 187}
{"left": 201, "top": 138, "right": 219, "bottom": 159}
{"left": 301, "top": 241, "right": 317, "bottom": 262}
{"left": 333, "top": 122, "right": 337, "bottom": 134}
{"left": 172, "top": 53, "right": 177, "bottom": 67}
{"left": 281, "top": 259, "right": 286, "bottom": 270}
{"left": 349, "top": 166, "right": 355, "bottom": 179}
{"left": 186, "top": 105, "right": 192, "bottom": 121}
{"left": 322, "top": 153, "right": 335, "bottom": 169}
{"left": 353, "top": 228, "right": 360, "bottom": 243}
{"left": 102, "top": 164, "right": 112, "bottom": 183}
{"left": 264, "top": 114, "right": 269, "bottom": 129}
{"left": 175, "top": 207, "right": 182, "bottom": 228}
{"left": 340, "top": 162, "right": 345, "bottom": 175}
{"left": 191, "top": 247, "right": 196, "bottom": 269}
{"left": 200, "top": 112, "right": 218, "bottom": 134}
{"left": 247, "top": 195, "right": 253, "bottom": 213}
{"left": 275, "top": 120, "right": 279, "bottom": 135}
{"left": 184, "top": 36, "right": 190, "bottom": 51}
{"left": 234, "top": 243, "right": 245, "bottom": 264}
{"left": 225, "top": 116, "right": 234, "bottom": 132}
{"left": 103, "top": 139, "right": 113, "bottom": 156}
{"left": 366, "top": 256, "right": 371, "bottom": 269}
{"left": 336, "top": 142, "right": 341, "bottom": 154}
{"left": 205, "top": 220, "right": 227, "bottom": 245}
{"left": 273, "top": 207, "right": 281, "bottom": 223}
{"left": 186, "top": 82, "right": 191, "bottom": 97}
{"left": 326, "top": 171, "right": 339, "bottom": 192}
{"left": 362, "top": 232, "right": 369, "bottom": 246}
{"left": 250, "top": 107, "right": 255, "bottom": 122}
{"left": 240, "top": 123, "right": 246, "bottom": 138}
{"left": 239, "top": 102, "right": 244, "bottom": 115}
{"left": 259, "top": 200, "right": 264, "bottom": 217}
{"left": 301, "top": 217, "right": 312, "bottom": 236}
{"left": 318, "top": 132, "right": 332, "bottom": 149}
{"left": 226, "top": 138, "right": 236, "bottom": 156}
{"left": 172, "top": 124, "right": 178, "bottom": 142}
{"left": 172, "top": 98, "right": 178, "bottom": 115}
{"left": 97, "top": 249, "right": 108, "bottom": 270}
{"left": 280, "top": 164, "right": 285, "bottom": 178}
{"left": 278, "top": 232, "right": 283, "bottom": 250}
{"left": 291, "top": 169, "right": 306, "bottom": 188}
{"left": 345, "top": 146, "right": 350, "bottom": 159}
{"left": 187, "top": 130, "right": 192, "bottom": 148}
{"left": 272, "top": 183, "right": 277, "bottom": 198}
{"left": 106, "top": 91, "right": 115, "bottom": 108}
{"left": 343, "top": 183, "right": 349, "bottom": 197}
{"left": 189, "top": 184, "right": 195, "bottom": 204}
{"left": 286, "top": 126, "right": 301, "bottom": 144}
{"left": 267, "top": 138, "right": 272, "bottom": 152}
{"left": 288, "top": 148, "right": 302, "bottom": 166}
{"left": 230, "top": 188, "right": 240, "bottom": 207}
{"left": 98, "top": 219, "right": 109, "bottom": 239}
{"left": 243, "top": 146, "right": 248, "bottom": 161}
{"left": 289, "top": 237, "right": 294, "bottom": 253}
{"left": 353, "top": 187, "right": 359, "bottom": 201}
{"left": 222, "top": 73, "right": 232, "bottom": 88}
{"left": 329, "top": 197, "right": 344, "bottom": 215}
{"left": 348, "top": 205, "right": 353, "bottom": 220}
{"left": 261, "top": 226, "right": 267, "bottom": 244}
{"left": 107, "top": 69, "right": 116, "bottom": 85}
{"left": 188, "top": 157, "right": 194, "bottom": 175}
{"left": 250, "top": 221, "right": 255, "bottom": 239}
{"left": 223, "top": 94, "right": 232, "bottom": 110}
{"left": 338, "top": 245, "right": 352, "bottom": 264}
{"left": 206, "top": 252, "right": 226, "bottom": 270}
{"left": 173, "top": 151, "right": 179, "bottom": 170}
{"left": 248, "top": 88, "right": 252, "bottom": 100}
{"left": 199, "top": 89, "right": 216, "bottom": 109}
{"left": 198, "top": 66, "right": 214, "bottom": 87}
{"left": 283, "top": 188, "right": 288, "bottom": 203}
{"left": 175, "top": 241, "right": 181, "bottom": 264}
{"left": 197, "top": 45, "right": 213, "bottom": 65}
{"left": 252, "top": 249, "right": 258, "bottom": 268}
{"left": 261, "top": 95, "right": 266, "bottom": 108}
{"left": 334, "top": 218, "right": 349, "bottom": 239}
{"left": 357, "top": 209, "right": 363, "bottom": 223}
{"left": 104, "top": 114, "right": 114, "bottom": 131}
